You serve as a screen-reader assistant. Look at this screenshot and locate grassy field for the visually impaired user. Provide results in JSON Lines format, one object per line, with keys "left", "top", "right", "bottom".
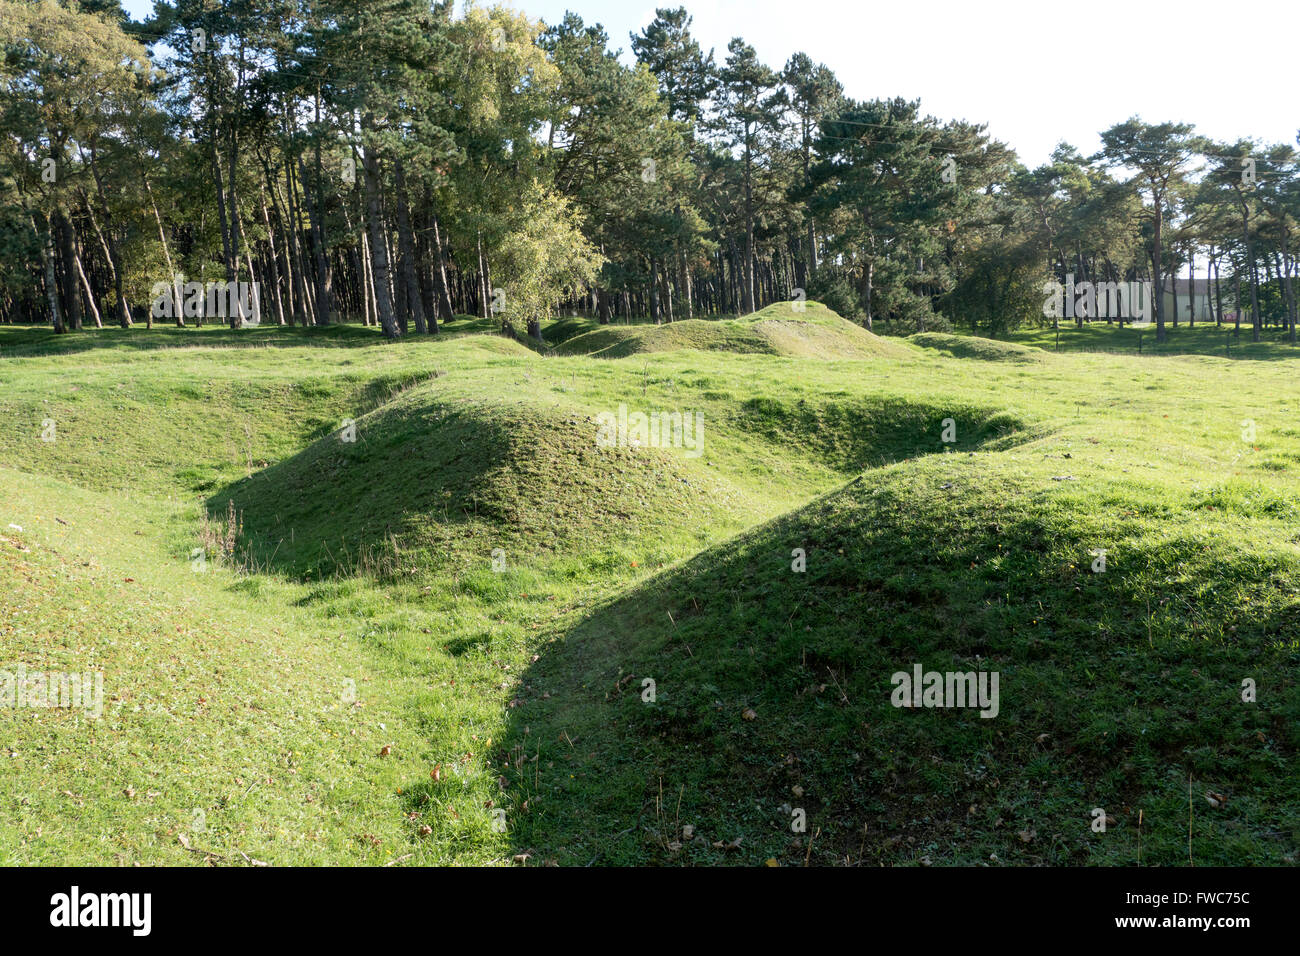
{"left": 962, "top": 319, "right": 1300, "bottom": 359}
{"left": 1, "top": 304, "right": 1297, "bottom": 866}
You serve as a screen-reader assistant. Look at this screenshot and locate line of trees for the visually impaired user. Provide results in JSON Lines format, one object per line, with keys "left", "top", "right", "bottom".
{"left": 2, "top": 0, "right": 1297, "bottom": 343}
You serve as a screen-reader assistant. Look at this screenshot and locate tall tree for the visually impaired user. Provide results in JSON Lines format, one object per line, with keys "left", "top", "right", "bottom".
{"left": 630, "top": 7, "right": 714, "bottom": 128}
{"left": 713, "top": 39, "right": 784, "bottom": 315}
{"left": 1097, "top": 118, "right": 1199, "bottom": 342}
{"left": 809, "top": 97, "right": 953, "bottom": 330}
{"left": 782, "top": 52, "right": 841, "bottom": 287}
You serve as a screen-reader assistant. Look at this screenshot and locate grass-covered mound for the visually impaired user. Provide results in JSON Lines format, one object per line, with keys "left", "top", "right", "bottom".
{"left": 210, "top": 382, "right": 745, "bottom": 580}
{"left": 908, "top": 332, "right": 1049, "bottom": 363}
{"left": 553, "top": 301, "right": 908, "bottom": 360}
{"left": 500, "top": 453, "right": 1300, "bottom": 866}
{"left": 5, "top": 316, "right": 1300, "bottom": 867}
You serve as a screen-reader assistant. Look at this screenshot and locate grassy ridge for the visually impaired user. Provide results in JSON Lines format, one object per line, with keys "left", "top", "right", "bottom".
{"left": 504, "top": 457, "right": 1300, "bottom": 865}
{"left": 1, "top": 306, "right": 1297, "bottom": 865}
{"left": 553, "top": 301, "right": 909, "bottom": 359}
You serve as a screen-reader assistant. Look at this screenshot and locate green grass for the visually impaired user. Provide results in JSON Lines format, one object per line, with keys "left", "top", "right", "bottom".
{"left": 550, "top": 301, "right": 910, "bottom": 359}
{"left": 1, "top": 309, "right": 1297, "bottom": 866}
{"left": 967, "top": 320, "right": 1300, "bottom": 359}
{"left": 909, "top": 331, "right": 1049, "bottom": 363}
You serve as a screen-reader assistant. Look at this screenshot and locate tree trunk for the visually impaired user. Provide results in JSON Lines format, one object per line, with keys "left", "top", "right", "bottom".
{"left": 144, "top": 174, "right": 184, "bottom": 326}
{"left": 430, "top": 210, "right": 453, "bottom": 325}
{"left": 649, "top": 258, "right": 660, "bottom": 323}
{"left": 662, "top": 259, "right": 674, "bottom": 323}
{"left": 84, "top": 155, "right": 131, "bottom": 327}
{"left": 1242, "top": 202, "right": 1261, "bottom": 343}
{"left": 361, "top": 133, "right": 399, "bottom": 339}
{"left": 74, "top": 249, "right": 102, "bottom": 328}
{"left": 1234, "top": 269, "right": 1243, "bottom": 334}
{"left": 36, "top": 213, "right": 64, "bottom": 332}
{"left": 861, "top": 258, "right": 873, "bottom": 331}
{"left": 260, "top": 189, "right": 286, "bottom": 326}
{"left": 309, "top": 90, "right": 331, "bottom": 325}
{"left": 1283, "top": 237, "right": 1297, "bottom": 343}
{"left": 1152, "top": 191, "right": 1166, "bottom": 341}
{"left": 55, "top": 210, "right": 83, "bottom": 330}
{"left": 742, "top": 150, "right": 756, "bottom": 315}
{"left": 1213, "top": 254, "right": 1224, "bottom": 326}
{"left": 360, "top": 230, "right": 374, "bottom": 326}
{"left": 1170, "top": 272, "right": 1178, "bottom": 329}
{"left": 476, "top": 232, "right": 490, "bottom": 320}
{"left": 393, "top": 160, "right": 425, "bottom": 333}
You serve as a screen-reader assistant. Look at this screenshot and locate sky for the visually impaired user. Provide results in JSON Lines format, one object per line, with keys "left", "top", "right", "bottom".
{"left": 120, "top": 0, "right": 1299, "bottom": 168}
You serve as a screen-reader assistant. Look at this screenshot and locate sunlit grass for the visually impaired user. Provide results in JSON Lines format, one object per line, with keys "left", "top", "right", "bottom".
{"left": 1, "top": 311, "right": 1296, "bottom": 865}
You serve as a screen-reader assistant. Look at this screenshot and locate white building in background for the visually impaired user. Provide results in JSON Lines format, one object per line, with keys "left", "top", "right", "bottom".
{"left": 1160, "top": 277, "right": 1232, "bottom": 323}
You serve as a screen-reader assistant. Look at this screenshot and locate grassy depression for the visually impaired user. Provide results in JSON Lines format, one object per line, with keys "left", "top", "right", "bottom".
{"left": 1, "top": 303, "right": 1297, "bottom": 866}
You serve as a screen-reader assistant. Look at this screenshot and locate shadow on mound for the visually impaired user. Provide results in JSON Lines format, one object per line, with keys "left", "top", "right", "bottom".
{"left": 908, "top": 332, "right": 1049, "bottom": 363}
{"left": 723, "top": 395, "right": 1028, "bottom": 472}
{"left": 496, "top": 462, "right": 1300, "bottom": 866}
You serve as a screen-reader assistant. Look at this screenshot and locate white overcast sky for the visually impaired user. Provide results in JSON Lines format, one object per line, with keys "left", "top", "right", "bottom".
{"left": 121, "top": 0, "right": 1298, "bottom": 167}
